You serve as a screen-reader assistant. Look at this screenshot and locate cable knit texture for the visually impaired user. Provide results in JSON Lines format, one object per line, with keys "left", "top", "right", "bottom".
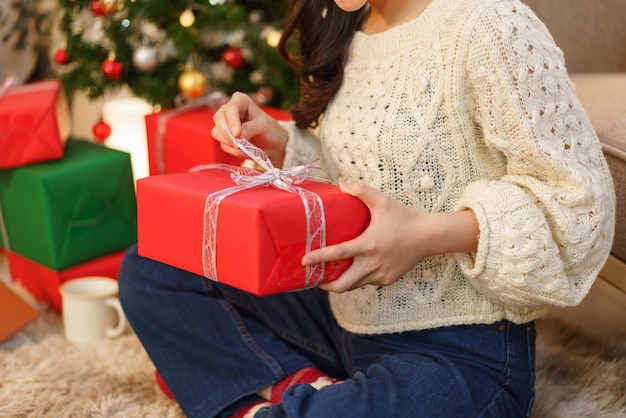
{"left": 281, "top": 0, "right": 615, "bottom": 334}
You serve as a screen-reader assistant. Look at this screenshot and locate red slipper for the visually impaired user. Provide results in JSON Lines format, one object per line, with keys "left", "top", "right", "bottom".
{"left": 155, "top": 369, "right": 175, "bottom": 399}
{"left": 230, "top": 400, "right": 273, "bottom": 418}
{"left": 269, "top": 367, "right": 338, "bottom": 403}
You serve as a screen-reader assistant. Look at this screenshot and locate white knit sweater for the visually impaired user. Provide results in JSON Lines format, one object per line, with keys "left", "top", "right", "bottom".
{"left": 280, "top": 0, "right": 615, "bottom": 334}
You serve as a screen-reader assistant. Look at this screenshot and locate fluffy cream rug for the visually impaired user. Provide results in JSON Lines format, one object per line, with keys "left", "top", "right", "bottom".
{"left": 1, "top": 278, "right": 625, "bottom": 417}
{"left": 0, "top": 292, "right": 184, "bottom": 417}
{"left": 532, "top": 319, "right": 626, "bottom": 418}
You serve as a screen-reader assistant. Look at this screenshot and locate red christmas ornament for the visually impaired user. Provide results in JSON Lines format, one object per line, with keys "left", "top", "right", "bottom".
{"left": 54, "top": 48, "right": 70, "bottom": 65}
{"left": 222, "top": 47, "right": 245, "bottom": 69}
{"left": 93, "top": 119, "right": 112, "bottom": 142}
{"left": 89, "top": 0, "right": 107, "bottom": 16}
{"left": 102, "top": 57, "right": 123, "bottom": 81}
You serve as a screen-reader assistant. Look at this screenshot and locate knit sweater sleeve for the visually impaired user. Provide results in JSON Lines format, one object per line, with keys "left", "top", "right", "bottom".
{"left": 278, "top": 121, "right": 322, "bottom": 167}
{"left": 454, "top": 2, "right": 615, "bottom": 308}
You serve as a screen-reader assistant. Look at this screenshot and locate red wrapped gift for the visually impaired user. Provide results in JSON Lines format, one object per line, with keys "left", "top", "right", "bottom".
{"left": 137, "top": 166, "right": 370, "bottom": 295}
{"left": 0, "top": 78, "right": 71, "bottom": 169}
{"left": 7, "top": 249, "right": 127, "bottom": 314}
{"left": 145, "top": 97, "right": 292, "bottom": 175}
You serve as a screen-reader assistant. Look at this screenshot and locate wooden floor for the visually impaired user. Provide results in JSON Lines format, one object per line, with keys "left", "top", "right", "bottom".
{"left": 546, "top": 255, "right": 626, "bottom": 342}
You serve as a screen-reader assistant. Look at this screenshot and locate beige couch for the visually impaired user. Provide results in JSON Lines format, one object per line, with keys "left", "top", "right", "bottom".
{"left": 524, "top": 0, "right": 626, "bottom": 339}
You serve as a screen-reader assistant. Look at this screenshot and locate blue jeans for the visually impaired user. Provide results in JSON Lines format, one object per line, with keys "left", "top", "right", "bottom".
{"left": 119, "top": 245, "right": 536, "bottom": 418}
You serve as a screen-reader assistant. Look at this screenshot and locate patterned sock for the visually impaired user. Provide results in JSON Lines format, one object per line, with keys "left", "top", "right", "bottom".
{"left": 230, "top": 400, "right": 273, "bottom": 418}
{"left": 154, "top": 369, "right": 175, "bottom": 399}
{"left": 269, "top": 367, "right": 338, "bottom": 403}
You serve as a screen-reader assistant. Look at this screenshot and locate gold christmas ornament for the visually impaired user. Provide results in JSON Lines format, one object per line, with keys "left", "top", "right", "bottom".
{"left": 178, "top": 69, "right": 207, "bottom": 99}
{"left": 101, "top": 0, "right": 119, "bottom": 13}
{"left": 265, "top": 29, "right": 282, "bottom": 48}
{"left": 179, "top": 9, "right": 195, "bottom": 27}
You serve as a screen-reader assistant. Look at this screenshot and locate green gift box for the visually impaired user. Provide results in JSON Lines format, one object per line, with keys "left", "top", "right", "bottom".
{"left": 0, "top": 139, "right": 137, "bottom": 270}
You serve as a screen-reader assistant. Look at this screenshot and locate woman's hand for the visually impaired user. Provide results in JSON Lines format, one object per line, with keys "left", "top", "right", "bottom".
{"left": 304, "top": 182, "right": 479, "bottom": 293}
{"left": 212, "top": 92, "right": 289, "bottom": 167}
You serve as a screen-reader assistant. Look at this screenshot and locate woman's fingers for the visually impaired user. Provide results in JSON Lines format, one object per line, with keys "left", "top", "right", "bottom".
{"left": 223, "top": 91, "right": 256, "bottom": 137}
{"left": 339, "top": 182, "right": 375, "bottom": 204}
{"left": 305, "top": 182, "right": 430, "bottom": 293}
{"left": 302, "top": 236, "right": 356, "bottom": 265}
{"left": 211, "top": 92, "right": 287, "bottom": 165}
{"left": 211, "top": 92, "right": 258, "bottom": 156}
{"left": 318, "top": 260, "right": 371, "bottom": 293}
{"left": 318, "top": 253, "right": 401, "bottom": 292}
{"left": 303, "top": 235, "right": 380, "bottom": 293}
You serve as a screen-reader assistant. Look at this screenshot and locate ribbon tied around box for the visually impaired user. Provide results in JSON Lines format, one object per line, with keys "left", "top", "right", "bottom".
{"left": 189, "top": 124, "right": 327, "bottom": 289}
{"left": 0, "top": 73, "right": 17, "bottom": 97}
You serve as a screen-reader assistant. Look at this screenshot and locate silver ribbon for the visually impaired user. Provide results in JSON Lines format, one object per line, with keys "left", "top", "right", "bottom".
{"left": 189, "top": 124, "right": 327, "bottom": 289}
{"left": 0, "top": 73, "right": 17, "bottom": 97}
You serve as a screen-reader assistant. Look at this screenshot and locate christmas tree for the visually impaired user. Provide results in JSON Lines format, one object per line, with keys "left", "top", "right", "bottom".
{"left": 54, "top": 0, "right": 298, "bottom": 110}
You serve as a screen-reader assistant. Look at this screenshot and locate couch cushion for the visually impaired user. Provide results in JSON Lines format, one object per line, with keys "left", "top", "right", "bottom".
{"left": 571, "top": 73, "right": 626, "bottom": 263}
{"left": 523, "top": 0, "right": 626, "bottom": 72}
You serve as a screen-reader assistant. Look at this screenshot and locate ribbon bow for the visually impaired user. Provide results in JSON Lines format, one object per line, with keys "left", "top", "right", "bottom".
{"left": 190, "top": 124, "right": 327, "bottom": 289}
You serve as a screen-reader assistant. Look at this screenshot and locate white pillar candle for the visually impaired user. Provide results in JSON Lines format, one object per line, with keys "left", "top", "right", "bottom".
{"left": 102, "top": 97, "right": 153, "bottom": 183}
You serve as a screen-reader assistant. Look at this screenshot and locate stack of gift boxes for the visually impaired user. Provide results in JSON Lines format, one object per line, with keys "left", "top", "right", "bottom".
{"left": 1, "top": 76, "right": 372, "bottom": 313}
{"left": 0, "top": 79, "right": 137, "bottom": 313}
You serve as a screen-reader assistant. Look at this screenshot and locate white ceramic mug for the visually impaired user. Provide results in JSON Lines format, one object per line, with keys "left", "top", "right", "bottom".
{"left": 60, "top": 276, "right": 127, "bottom": 343}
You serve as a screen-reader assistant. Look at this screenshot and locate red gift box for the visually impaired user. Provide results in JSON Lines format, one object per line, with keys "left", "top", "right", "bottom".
{"left": 137, "top": 170, "right": 370, "bottom": 295}
{"left": 0, "top": 79, "right": 71, "bottom": 169}
{"left": 7, "top": 249, "right": 127, "bottom": 314}
{"left": 145, "top": 104, "right": 292, "bottom": 175}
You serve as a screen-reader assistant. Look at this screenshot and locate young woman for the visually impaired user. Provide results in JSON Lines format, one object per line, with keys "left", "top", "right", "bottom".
{"left": 119, "top": 0, "right": 615, "bottom": 416}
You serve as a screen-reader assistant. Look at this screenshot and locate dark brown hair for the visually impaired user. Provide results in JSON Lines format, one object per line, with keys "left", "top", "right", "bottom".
{"left": 278, "top": 1, "right": 368, "bottom": 129}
